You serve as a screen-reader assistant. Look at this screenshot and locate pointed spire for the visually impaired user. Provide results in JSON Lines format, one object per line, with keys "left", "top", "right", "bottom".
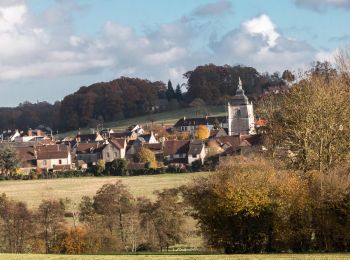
{"left": 238, "top": 77, "right": 242, "bottom": 90}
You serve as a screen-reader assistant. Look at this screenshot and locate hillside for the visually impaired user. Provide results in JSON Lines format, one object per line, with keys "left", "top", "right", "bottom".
{"left": 61, "top": 105, "right": 226, "bottom": 137}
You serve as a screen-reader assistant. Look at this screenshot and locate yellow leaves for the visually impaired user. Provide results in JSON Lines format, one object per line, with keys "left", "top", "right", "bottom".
{"left": 196, "top": 125, "right": 210, "bottom": 140}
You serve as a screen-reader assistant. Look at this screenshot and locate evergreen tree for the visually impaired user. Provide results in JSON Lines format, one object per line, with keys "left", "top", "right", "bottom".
{"left": 175, "top": 84, "right": 183, "bottom": 101}
{"left": 166, "top": 80, "right": 175, "bottom": 101}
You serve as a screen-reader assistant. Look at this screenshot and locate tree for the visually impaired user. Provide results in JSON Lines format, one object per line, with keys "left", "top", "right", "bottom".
{"left": 36, "top": 200, "right": 66, "bottom": 254}
{"left": 282, "top": 70, "right": 295, "bottom": 83}
{"left": 60, "top": 227, "right": 88, "bottom": 254}
{"left": 258, "top": 74, "right": 350, "bottom": 172}
{"left": 175, "top": 84, "right": 183, "bottom": 101}
{"left": 96, "top": 160, "right": 105, "bottom": 175}
{"left": 134, "top": 147, "right": 157, "bottom": 169}
{"left": 182, "top": 156, "right": 277, "bottom": 253}
{"left": 0, "top": 147, "right": 20, "bottom": 177}
{"left": 106, "top": 159, "right": 128, "bottom": 176}
{"left": 196, "top": 125, "right": 209, "bottom": 140}
{"left": 92, "top": 181, "right": 135, "bottom": 251}
{"left": 336, "top": 45, "right": 350, "bottom": 86}
{"left": 0, "top": 195, "right": 34, "bottom": 253}
{"left": 138, "top": 189, "right": 186, "bottom": 251}
{"left": 166, "top": 80, "right": 175, "bottom": 101}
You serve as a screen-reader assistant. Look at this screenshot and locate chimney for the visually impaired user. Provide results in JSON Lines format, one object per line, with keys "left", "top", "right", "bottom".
{"left": 183, "top": 116, "right": 186, "bottom": 121}
{"left": 28, "top": 128, "right": 33, "bottom": 136}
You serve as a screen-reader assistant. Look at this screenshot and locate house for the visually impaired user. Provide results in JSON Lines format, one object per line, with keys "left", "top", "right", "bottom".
{"left": 109, "top": 138, "right": 127, "bottom": 159}
{"left": 125, "top": 133, "right": 158, "bottom": 159}
{"left": 127, "top": 125, "right": 144, "bottom": 135}
{"left": 75, "top": 140, "right": 126, "bottom": 166}
{"left": 142, "top": 143, "right": 163, "bottom": 161}
{"left": 76, "top": 133, "right": 104, "bottom": 143}
{"left": 209, "top": 128, "right": 228, "bottom": 139}
{"left": 215, "top": 135, "right": 241, "bottom": 155}
{"left": 36, "top": 144, "right": 72, "bottom": 171}
{"left": 188, "top": 141, "right": 206, "bottom": 165}
{"left": 139, "top": 131, "right": 158, "bottom": 144}
{"left": 163, "top": 140, "right": 190, "bottom": 164}
{"left": 16, "top": 147, "right": 37, "bottom": 174}
{"left": 1, "top": 129, "right": 21, "bottom": 142}
{"left": 174, "top": 116, "right": 228, "bottom": 133}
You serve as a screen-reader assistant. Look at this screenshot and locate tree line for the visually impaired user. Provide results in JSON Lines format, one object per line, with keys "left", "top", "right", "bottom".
{"left": 0, "top": 64, "right": 290, "bottom": 132}
{"left": 0, "top": 181, "right": 186, "bottom": 254}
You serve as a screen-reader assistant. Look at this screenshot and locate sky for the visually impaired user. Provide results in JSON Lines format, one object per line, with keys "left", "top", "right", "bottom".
{"left": 0, "top": 0, "right": 349, "bottom": 106}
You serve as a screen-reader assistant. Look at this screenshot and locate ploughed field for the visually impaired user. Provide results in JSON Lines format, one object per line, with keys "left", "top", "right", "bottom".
{"left": 1, "top": 253, "right": 350, "bottom": 259}
{"left": 0, "top": 172, "right": 209, "bottom": 209}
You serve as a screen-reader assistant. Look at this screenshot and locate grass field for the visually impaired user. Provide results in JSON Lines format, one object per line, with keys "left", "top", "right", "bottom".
{"left": 61, "top": 105, "right": 226, "bottom": 137}
{"left": 0, "top": 172, "right": 209, "bottom": 209}
{"left": 1, "top": 253, "right": 350, "bottom": 260}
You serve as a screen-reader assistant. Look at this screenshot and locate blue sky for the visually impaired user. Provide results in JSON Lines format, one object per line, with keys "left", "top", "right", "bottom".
{"left": 0, "top": 0, "right": 349, "bottom": 106}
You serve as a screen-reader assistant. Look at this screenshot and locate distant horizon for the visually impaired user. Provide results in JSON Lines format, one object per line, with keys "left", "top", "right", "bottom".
{"left": 1, "top": 0, "right": 349, "bottom": 106}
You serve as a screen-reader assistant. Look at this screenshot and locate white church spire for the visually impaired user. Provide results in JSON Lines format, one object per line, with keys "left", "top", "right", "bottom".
{"left": 238, "top": 77, "right": 242, "bottom": 90}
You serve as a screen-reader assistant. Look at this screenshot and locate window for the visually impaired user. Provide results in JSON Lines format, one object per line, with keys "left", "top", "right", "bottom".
{"left": 107, "top": 152, "right": 110, "bottom": 158}
{"left": 59, "top": 160, "right": 62, "bottom": 165}
{"left": 43, "top": 160, "right": 47, "bottom": 165}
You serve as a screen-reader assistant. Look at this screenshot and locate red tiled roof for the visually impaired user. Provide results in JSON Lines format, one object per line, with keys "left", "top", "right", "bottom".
{"left": 163, "top": 140, "right": 189, "bottom": 156}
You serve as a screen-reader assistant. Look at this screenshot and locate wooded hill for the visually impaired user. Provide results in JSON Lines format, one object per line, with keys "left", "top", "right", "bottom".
{"left": 0, "top": 64, "right": 288, "bottom": 132}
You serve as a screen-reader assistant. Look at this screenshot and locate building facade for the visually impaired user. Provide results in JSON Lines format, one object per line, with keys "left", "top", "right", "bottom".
{"left": 228, "top": 78, "right": 255, "bottom": 136}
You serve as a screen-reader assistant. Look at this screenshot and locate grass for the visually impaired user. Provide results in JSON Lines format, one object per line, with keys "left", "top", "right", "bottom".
{"left": 61, "top": 105, "right": 226, "bottom": 137}
{"left": 0, "top": 172, "right": 210, "bottom": 209}
{"left": 1, "top": 253, "right": 350, "bottom": 259}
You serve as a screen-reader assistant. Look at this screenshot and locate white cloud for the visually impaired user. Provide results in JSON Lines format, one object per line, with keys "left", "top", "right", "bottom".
{"left": 210, "top": 14, "right": 317, "bottom": 72}
{"left": 242, "top": 14, "right": 280, "bottom": 47}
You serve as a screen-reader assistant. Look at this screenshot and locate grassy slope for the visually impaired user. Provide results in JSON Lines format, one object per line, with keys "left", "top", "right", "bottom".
{"left": 0, "top": 172, "right": 209, "bottom": 209}
{"left": 61, "top": 105, "right": 226, "bottom": 137}
{"left": 2, "top": 254, "right": 350, "bottom": 259}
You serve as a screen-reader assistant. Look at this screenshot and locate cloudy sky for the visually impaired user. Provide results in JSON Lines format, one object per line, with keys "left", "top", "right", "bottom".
{"left": 0, "top": 0, "right": 349, "bottom": 106}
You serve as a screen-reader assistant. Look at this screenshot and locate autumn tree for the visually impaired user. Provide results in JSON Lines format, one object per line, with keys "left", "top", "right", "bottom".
{"left": 257, "top": 74, "right": 350, "bottom": 172}
{"left": 91, "top": 181, "right": 136, "bottom": 251}
{"left": 134, "top": 147, "right": 157, "bottom": 168}
{"left": 0, "top": 195, "right": 34, "bottom": 253}
{"left": 36, "top": 200, "right": 66, "bottom": 253}
{"left": 137, "top": 189, "right": 186, "bottom": 251}
{"left": 196, "top": 125, "right": 209, "bottom": 140}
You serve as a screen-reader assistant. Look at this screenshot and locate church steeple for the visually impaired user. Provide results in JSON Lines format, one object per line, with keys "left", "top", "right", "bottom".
{"left": 238, "top": 77, "right": 242, "bottom": 90}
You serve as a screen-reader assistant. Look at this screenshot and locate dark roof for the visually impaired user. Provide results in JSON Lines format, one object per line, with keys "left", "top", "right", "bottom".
{"left": 109, "top": 131, "right": 133, "bottom": 139}
{"left": 109, "top": 138, "right": 126, "bottom": 149}
{"left": 37, "top": 151, "right": 69, "bottom": 160}
{"left": 163, "top": 140, "right": 189, "bottom": 156}
{"left": 16, "top": 147, "right": 36, "bottom": 161}
{"left": 174, "top": 116, "right": 227, "bottom": 128}
{"left": 143, "top": 143, "right": 162, "bottom": 151}
{"left": 215, "top": 136, "right": 241, "bottom": 149}
{"left": 75, "top": 143, "right": 98, "bottom": 153}
{"left": 76, "top": 134, "right": 100, "bottom": 142}
{"left": 188, "top": 141, "right": 204, "bottom": 155}
{"left": 75, "top": 143, "right": 107, "bottom": 154}
{"left": 240, "top": 134, "right": 263, "bottom": 146}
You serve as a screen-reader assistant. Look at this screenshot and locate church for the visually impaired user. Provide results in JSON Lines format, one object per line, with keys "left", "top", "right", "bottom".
{"left": 227, "top": 77, "right": 256, "bottom": 136}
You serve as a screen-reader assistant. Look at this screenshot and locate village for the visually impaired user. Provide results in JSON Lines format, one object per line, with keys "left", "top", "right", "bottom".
{"left": 0, "top": 78, "right": 266, "bottom": 176}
